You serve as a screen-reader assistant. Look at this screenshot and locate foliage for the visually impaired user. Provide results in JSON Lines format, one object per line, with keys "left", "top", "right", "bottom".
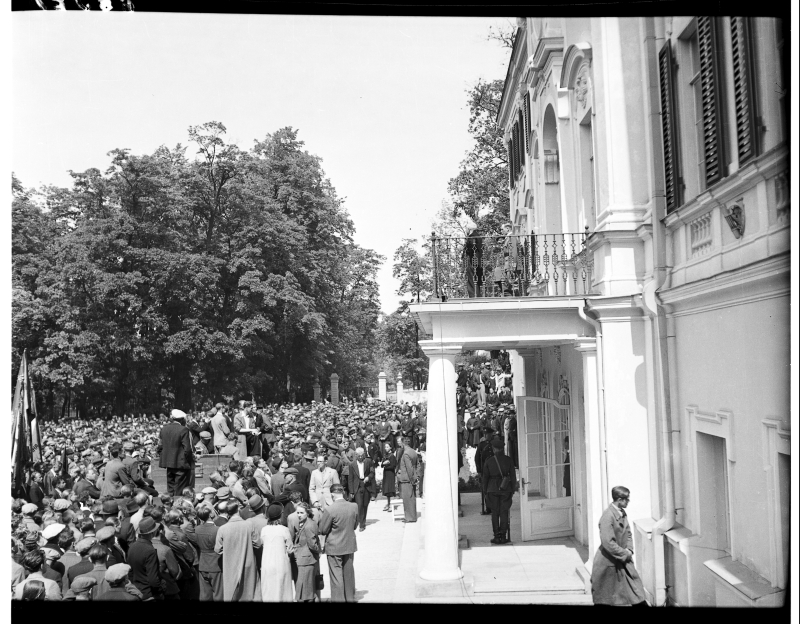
{"left": 11, "top": 124, "right": 383, "bottom": 417}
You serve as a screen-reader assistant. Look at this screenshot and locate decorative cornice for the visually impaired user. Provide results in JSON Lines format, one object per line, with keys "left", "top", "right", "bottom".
{"left": 532, "top": 36, "right": 565, "bottom": 71}
{"left": 560, "top": 41, "right": 592, "bottom": 88}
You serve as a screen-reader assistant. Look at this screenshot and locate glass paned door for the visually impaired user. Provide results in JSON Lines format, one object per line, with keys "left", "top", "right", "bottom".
{"left": 519, "top": 397, "right": 574, "bottom": 540}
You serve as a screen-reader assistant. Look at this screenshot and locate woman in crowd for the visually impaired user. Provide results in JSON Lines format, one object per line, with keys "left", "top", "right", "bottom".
{"left": 380, "top": 442, "right": 397, "bottom": 512}
{"left": 259, "top": 503, "right": 294, "bottom": 602}
{"left": 289, "top": 502, "right": 321, "bottom": 603}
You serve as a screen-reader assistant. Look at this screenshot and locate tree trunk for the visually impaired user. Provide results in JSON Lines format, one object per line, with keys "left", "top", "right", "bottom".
{"left": 173, "top": 355, "right": 194, "bottom": 411}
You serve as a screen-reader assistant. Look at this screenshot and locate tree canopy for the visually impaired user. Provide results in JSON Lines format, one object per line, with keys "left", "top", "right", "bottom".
{"left": 12, "top": 124, "right": 383, "bottom": 417}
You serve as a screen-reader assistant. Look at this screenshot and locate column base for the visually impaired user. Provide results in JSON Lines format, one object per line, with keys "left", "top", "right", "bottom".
{"left": 415, "top": 573, "right": 474, "bottom": 598}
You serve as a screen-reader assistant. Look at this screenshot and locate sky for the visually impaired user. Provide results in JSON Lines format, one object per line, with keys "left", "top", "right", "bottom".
{"left": 11, "top": 12, "right": 513, "bottom": 314}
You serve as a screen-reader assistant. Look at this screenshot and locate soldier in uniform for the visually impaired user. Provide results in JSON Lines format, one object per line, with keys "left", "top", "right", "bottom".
{"left": 475, "top": 427, "right": 494, "bottom": 515}
{"left": 481, "top": 437, "right": 515, "bottom": 544}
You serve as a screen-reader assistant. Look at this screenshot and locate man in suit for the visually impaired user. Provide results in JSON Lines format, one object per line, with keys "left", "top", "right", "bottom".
{"left": 590, "top": 486, "right": 648, "bottom": 606}
{"left": 122, "top": 441, "right": 158, "bottom": 497}
{"left": 475, "top": 427, "right": 495, "bottom": 515}
{"left": 233, "top": 404, "right": 260, "bottom": 458}
{"left": 127, "top": 517, "right": 164, "bottom": 600}
{"left": 317, "top": 484, "right": 358, "bottom": 603}
{"left": 213, "top": 500, "right": 261, "bottom": 602}
{"left": 396, "top": 437, "right": 420, "bottom": 523}
{"left": 309, "top": 454, "right": 341, "bottom": 513}
{"left": 211, "top": 407, "right": 231, "bottom": 454}
{"left": 347, "top": 447, "right": 375, "bottom": 532}
{"left": 156, "top": 409, "right": 195, "bottom": 496}
{"left": 195, "top": 505, "right": 223, "bottom": 601}
{"left": 101, "top": 443, "right": 130, "bottom": 499}
{"left": 481, "top": 437, "right": 515, "bottom": 544}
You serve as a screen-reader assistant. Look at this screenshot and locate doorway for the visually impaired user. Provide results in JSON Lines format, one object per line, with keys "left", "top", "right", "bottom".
{"left": 518, "top": 396, "right": 574, "bottom": 540}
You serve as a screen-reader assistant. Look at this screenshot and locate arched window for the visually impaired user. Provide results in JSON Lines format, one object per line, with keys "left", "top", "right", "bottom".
{"left": 542, "top": 105, "right": 562, "bottom": 234}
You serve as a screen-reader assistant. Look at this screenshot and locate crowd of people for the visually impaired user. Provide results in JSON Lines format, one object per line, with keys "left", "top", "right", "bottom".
{"left": 10, "top": 399, "right": 427, "bottom": 602}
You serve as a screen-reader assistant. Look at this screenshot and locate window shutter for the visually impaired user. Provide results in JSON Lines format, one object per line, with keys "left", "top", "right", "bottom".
{"left": 731, "top": 17, "right": 758, "bottom": 164}
{"left": 507, "top": 141, "right": 514, "bottom": 189}
{"left": 512, "top": 122, "right": 520, "bottom": 181}
{"left": 518, "top": 109, "right": 526, "bottom": 170}
{"left": 698, "top": 16, "right": 725, "bottom": 186}
{"left": 524, "top": 92, "right": 531, "bottom": 153}
{"left": 658, "top": 40, "right": 681, "bottom": 213}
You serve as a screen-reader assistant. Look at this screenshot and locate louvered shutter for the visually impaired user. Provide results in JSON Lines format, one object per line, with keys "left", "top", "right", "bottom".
{"left": 518, "top": 109, "right": 526, "bottom": 170}
{"left": 658, "top": 41, "right": 681, "bottom": 213}
{"left": 524, "top": 92, "right": 531, "bottom": 153}
{"left": 507, "top": 141, "right": 514, "bottom": 189}
{"left": 697, "top": 16, "right": 725, "bottom": 186}
{"left": 731, "top": 17, "right": 758, "bottom": 164}
{"left": 512, "top": 122, "right": 519, "bottom": 181}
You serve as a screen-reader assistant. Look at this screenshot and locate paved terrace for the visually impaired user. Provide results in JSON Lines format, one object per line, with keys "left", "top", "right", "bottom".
{"left": 153, "top": 467, "right": 591, "bottom": 603}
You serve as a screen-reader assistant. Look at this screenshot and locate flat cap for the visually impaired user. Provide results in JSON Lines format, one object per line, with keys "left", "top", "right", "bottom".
{"left": 22, "top": 503, "right": 38, "bottom": 514}
{"left": 105, "top": 563, "right": 131, "bottom": 584}
{"left": 75, "top": 537, "right": 97, "bottom": 554}
{"left": 284, "top": 467, "right": 299, "bottom": 476}
{"left": 122, "top": 441, "right": 135, "bottom": 451}
{"left": 101, "top": 500, "right": 119, "bottom": 515}
{"left": 96, "top": 526, "right": 116, "bottom": 542}
{"left": 70, "top": 576, "right": 98, "bottom": 592}
{"left": 216, "top": 487, "right": 231, "bottom": 500}
{"left": 42, "top": 523, "right": 66, "bottom": 540}
{"left": 201, "top": 487, "right": 217, "bottom": 495}
{"left": 199, "top": 431, "right": 212, "bottom": 439}
{"left": 53, "top": 499, "right": 70, "bottom": 511}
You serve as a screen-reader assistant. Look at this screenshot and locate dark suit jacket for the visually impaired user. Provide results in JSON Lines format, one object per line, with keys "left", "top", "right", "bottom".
{"left": 157, "top": 422, "right": 194, "bottom": 470}
{"left": 317, "top": 499, "right": 358, "bottom": 556}
{"left": 73, "top": 478, "right": 101, "bottom": 500}
{"left": 127, "top": 537, "right": 163, "bottom": 600}
{"left": 481, "top": 451, "right": 515, "bottom": 494}
{"left": 296, "top": 464, "right": 312, "bottom": 492}
{"left": 347, "top": 458, "right": 376, "bottom": 496}
{"left": 194, "top": 522, "right": 221, "bottom": 573}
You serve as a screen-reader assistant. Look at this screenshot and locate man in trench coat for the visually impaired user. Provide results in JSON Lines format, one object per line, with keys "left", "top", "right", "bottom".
{"left": 590, "top": 486, "right": 648, "bottom": 606}
{"left": 213, "top": 500, "right": 262, "bottom": 601}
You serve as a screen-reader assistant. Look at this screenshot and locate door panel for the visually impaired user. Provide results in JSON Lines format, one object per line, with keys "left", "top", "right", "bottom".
{"left": 519, "top": 396, "right": 574, "bottom": 541}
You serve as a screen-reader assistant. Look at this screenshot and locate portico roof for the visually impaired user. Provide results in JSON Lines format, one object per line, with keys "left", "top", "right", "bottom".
{"left": 409, "top": 296, "right": 597, "bottom": 351}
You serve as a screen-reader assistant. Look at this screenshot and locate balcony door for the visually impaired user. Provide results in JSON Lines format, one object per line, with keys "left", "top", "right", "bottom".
{"left": 518, "top": 396, "right": 574, "bottom": 541}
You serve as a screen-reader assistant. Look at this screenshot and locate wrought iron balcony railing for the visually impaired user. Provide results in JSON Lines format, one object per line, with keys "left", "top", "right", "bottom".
{"left": 430, "top": 230, "right": 595, "bottom": 300}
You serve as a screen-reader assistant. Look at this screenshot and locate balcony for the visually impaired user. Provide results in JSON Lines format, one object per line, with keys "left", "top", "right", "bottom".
{"left": 430, "top": 231, "right": 595, "bottom": 301}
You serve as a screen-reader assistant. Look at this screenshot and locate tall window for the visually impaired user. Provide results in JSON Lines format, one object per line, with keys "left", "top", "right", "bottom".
{"left": 696, "top": 432, "right": 731, "bottom": 552}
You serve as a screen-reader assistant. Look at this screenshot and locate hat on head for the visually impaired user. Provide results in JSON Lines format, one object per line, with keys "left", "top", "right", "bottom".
{"left": 303, "top": 451, "right": 314, "bottom": 460}
{"left": 96, "top": 526, "right": 116, "bottom": 542}
{"left": 284, "top": 467, "right": 299, "bottom": 476}
{"left": 122, "top": 441, "right": 135, "bottom": 451}
{"left": 53, "top": 499, "right": 70, "bottom": 511}
{"left": 109, "top": 441, "right": 122, "bottom": 453}
{"left": 22, "top": 503, "right": 38, "bottom": 515}
{"left": 105, "top": 563, "right": 131, "bottom": 584}
{"left": 267, "top": 503, "right": 283, "bottom": 521}
{"left": 42, "top": 546, "right": 62, "bottom": 560}
{"left": 137, "top": 517, "right": 157, "bottom": 535}
{"left": 216, "top": 487, "right": 231, "bottom": 500}
{"left": 201, "top": 487, "right": 217, "bottom": 495}
{"left": 70, "top": 575, "right": 97, "bottom": 593}
{"left": 125, "top": 499, "right": 139, "bottom": 514}
{"left": 171, "top": 409, "right": 187, "bottom": 420}
{"left": 25, "top": 532, "right": 46, "bottom": 547}
{"left": 42, "top": 523, "right": 66, "bottom": 540}
{"left": 90, "top": 453, "right": 104, "bottom": 465}
{"left": 248, "top": 495, "right": 265, "bottom": 511}
{"left": 75, "top": 537, "right": 97, "bottom": 554}
{"left": 199, "top": 431, "right": 212, "bottom": 439}
{"left": 101, "top": 500, "right": 119, "bottom": 515}
{"left": 490, "top": 437, "right": 504, "bottom": 449}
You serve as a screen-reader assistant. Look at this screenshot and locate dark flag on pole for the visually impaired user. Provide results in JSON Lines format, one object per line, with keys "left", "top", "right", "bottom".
{"left": 11, "top": 350, "right": 42, "bottom": 493}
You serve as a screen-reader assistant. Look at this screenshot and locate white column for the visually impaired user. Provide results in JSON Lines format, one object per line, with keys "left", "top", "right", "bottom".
{"left": 396, "top": 375, "right": 404, "bottom": 403}
{"left": 313, "top": 382, "right": 321, "bottom": 403}
{"left": 419, "top": 342, "right": 463, "bottom": 582}
{"left": 378, "top": 372, "right": 387, "bottom": 401}
{"left": 575, "top": 338, "right": 604, "bottom": 568}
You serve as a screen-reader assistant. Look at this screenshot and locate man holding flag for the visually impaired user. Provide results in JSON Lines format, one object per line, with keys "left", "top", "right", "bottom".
{"left": 11, "top": 350, "right": 43, "bottom": 502}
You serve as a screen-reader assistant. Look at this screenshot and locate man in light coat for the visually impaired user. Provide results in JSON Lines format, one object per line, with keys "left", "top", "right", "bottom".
{"left": 396, "top": 437, "right": 420, "bottom": 523}
{"left": 211, "top": 408, "right": 231, "bottom": 454}
{"left": 213, "top": 500, "right": 262, "bottom": 602}
{"left": 309, "top": 454, "right": 341, "bottom": 513}
{"left": 590, "top": 486, "right": 648, "bottom": 606}
{"left": 317, "top": 484, "right": 358, "bottom": 603}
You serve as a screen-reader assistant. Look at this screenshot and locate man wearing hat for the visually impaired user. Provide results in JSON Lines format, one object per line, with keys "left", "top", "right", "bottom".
{"left": 126, "top": 516, "right": 164, "bottom": 600}
{"left": 198, "top": 487, "right": 218, "bottom": 519}
{"left": 21, "top": 503, "right": 40, "bottom": 533}
{"left": 481, "top": 437, "right": 516, "bottom": 544}
{"left": 122, "top": 441, "right": 157, "bottom": 497}
{"left": 196, "top": 431, "right": 213, "bottom": 455}
{"left": 96, "top": 564, "right": 140, "bottom": 601}
{"left": 67, "top": 537, "right": 98, "bottom": 586}
{"left": 156, "top": 409, "right": 195, "bottom": 496}
{"left": 97, "top": 525, "right": 126, "bottom": 567}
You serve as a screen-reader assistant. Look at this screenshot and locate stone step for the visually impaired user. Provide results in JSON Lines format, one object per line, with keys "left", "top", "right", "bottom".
{"left": 472, "top": 579, "right": 586, "bottom": 595}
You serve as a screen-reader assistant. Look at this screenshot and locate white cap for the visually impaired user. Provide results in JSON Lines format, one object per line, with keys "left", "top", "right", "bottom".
{"left": 171, "top": 409, "right": 187, "bottom": 420}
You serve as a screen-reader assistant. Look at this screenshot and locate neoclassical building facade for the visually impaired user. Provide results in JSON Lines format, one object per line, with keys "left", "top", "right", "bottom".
{"left": 411, "top": 16, "right": 788, "bottom": 607}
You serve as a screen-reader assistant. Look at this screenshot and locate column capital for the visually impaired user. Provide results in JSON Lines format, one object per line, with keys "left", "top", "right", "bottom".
{"left": 418, "top": 341, "right": 463, "bottom": 357}
{"left": 574, "top": 337, "right": 597, "bottom": 353}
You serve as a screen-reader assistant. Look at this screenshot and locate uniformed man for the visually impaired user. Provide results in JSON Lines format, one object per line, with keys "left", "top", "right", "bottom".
{"left": 481, "top": 437, "right": 515, "bottom": 544}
